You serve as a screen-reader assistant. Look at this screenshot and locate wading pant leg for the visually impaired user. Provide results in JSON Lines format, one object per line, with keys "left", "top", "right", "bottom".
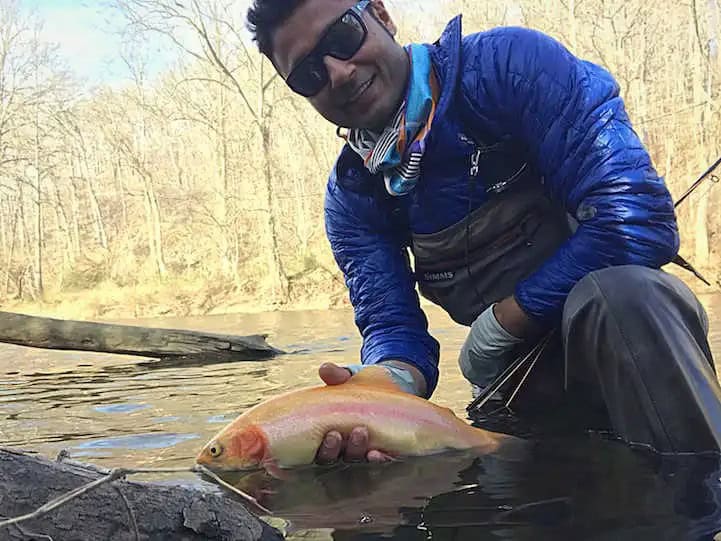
{"left": 562, "top": 265, "right": 721, "bottom": 453}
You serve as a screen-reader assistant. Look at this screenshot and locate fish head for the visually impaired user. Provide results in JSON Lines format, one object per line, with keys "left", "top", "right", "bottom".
{"left": 196, "top": 423, "right": 268, "bottom": 471}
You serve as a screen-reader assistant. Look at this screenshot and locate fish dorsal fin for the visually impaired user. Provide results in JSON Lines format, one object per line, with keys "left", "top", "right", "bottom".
{"left": 344, "top": 365, "right": 406, "bottom": 392}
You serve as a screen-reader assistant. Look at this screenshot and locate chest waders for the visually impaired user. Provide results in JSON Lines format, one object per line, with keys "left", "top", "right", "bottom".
{"left": 410, "top": 131, "right": 721, "bottom": 453}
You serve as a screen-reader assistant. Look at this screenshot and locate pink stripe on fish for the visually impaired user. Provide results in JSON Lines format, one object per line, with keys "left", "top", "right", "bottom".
{"left": 262, "top": 397, "right": 464, "bottom": 442}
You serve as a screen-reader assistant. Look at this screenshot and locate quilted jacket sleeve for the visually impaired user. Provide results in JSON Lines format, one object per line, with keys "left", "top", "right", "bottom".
{"left": 460, "top": 27, "right": 679, "bottom": 324}
{"left": 324, "top": 172, "right": 440, "bottom": 397}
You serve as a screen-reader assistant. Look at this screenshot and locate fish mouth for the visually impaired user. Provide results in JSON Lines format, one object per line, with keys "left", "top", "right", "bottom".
{"left": 194, "top": 452, "right": 212, "bottom": 467}
{"left": 194, "top": 457, "right": 263, "bottom": 474}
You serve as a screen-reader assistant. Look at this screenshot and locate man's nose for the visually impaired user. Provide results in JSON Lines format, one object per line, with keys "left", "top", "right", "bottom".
{"left": 323, "top": 55, "right": 355, "bottom": 90}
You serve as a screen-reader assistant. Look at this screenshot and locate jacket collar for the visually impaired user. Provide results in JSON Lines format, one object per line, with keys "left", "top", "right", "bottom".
{"left": 429, "top": 15, "right": 463, "bottom": 125}
{"left": 333, "top": 16, "right": 464, "bottom": 193}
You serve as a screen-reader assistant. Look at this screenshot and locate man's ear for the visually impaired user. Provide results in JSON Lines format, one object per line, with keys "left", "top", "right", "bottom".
{"left": 368, "top": 0, "right": 398, "bottom": 37}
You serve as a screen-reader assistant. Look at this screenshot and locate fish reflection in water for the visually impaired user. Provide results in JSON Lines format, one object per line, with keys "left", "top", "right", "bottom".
{"left": 214, "top": 438, "right": 721, "bottom": 540}
{"left": 216, "top": 450, "right": 515, "bottom": 534}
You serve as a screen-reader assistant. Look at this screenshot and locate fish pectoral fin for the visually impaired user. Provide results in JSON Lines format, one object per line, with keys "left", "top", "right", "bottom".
{"left": 262, "top": 459, "right": 290, "bottom": 480}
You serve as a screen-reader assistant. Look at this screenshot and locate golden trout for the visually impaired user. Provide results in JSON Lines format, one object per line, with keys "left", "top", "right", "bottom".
{"left": 196, "top": 366, "right": 516, "bottom": 472}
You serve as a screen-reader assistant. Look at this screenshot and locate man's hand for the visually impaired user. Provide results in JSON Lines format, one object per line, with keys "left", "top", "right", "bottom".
{"left": 314, "top": 361, "right": 425, "bottom": 464}
{"left": 459, "top": 297, "right": 533, "bottom": 389}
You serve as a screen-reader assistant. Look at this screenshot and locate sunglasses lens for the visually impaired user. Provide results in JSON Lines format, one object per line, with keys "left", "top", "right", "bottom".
{"left": 287, "top": 56, "right": 327, "bottom": 97}
{"left": 322, "top": 12, "right": 366, "bottom": 60}
{"left": 285, "top": 9, "right": 367, "bottom": 97}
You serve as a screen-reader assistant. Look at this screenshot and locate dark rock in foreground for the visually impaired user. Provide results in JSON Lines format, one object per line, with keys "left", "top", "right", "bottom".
{"left": 0, "top": 448, "right": 284, "bottom": 540}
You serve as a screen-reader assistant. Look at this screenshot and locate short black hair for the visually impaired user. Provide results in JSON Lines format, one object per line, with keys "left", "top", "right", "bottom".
{"left": 246, "top": 0, "right": 307, "bottom": 58}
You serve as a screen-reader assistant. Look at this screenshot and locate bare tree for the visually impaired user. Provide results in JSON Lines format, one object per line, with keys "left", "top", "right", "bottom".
{"left": 115, "top": 0, "right": 290, "bottom": 301}
{"left": 1, "top": 0, "right": 720, "bottom": 316}
{"left": 0, "top": 0, "right": 73, "bottom": 300}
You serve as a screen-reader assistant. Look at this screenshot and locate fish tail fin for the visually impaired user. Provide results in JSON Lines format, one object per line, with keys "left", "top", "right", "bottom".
{"left": 465, "top": 427, "right": 528, "bottom": 459}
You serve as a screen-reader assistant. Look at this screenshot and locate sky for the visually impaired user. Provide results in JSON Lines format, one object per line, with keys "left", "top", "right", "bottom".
{"left": 22, "top": 0, "right": 448, "bottom": 87}
{"left": 25, "top": 0, "right": 127, "bottom": 84}
{"left": 24, "top": 0, "right": 179, "bottom": 86}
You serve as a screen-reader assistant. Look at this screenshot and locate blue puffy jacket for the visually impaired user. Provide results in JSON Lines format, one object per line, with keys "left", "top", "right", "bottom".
{"left": 324, "top": 16, "right": 679, "bottom": 397}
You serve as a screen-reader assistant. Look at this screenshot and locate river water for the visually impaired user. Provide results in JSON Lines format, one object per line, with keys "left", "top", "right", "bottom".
{"left": 2, "top": 294, "right": 721, "bottom": 540}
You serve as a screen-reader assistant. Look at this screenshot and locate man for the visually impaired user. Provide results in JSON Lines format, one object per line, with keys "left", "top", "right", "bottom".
{"left": 247, "top": 0, "right": 721, "bottom": 461}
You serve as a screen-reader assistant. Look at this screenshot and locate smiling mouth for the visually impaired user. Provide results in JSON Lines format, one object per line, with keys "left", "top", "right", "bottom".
{"left": 345, "top": 76, "right": 375, "bottom": 106}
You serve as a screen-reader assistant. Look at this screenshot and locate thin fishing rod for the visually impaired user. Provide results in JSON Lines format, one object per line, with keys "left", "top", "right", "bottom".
{"left": 670, "top": 155, "right": 721, "bottom": 287}
{"left": 675, "top": 155, "right": 721, "bottom": 208}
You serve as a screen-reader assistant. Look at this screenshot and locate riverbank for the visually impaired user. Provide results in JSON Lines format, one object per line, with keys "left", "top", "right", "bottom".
{"left": 1, "top": 271, "right": 351, "bottom": 322}
{"left": 2, "top": 265, "right": 717, "bottom": 323}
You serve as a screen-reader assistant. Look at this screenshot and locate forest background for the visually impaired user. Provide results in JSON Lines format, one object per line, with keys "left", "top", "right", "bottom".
{"left": 1, "top": 0, "right": 719, "bottom": 320}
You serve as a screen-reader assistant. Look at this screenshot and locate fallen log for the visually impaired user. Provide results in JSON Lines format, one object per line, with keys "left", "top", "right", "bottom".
{"left": 0, "top": 448, "right": 284, "bottom": 541}
{"left": 0, "top": 311, "right": 283, "bottom": 361}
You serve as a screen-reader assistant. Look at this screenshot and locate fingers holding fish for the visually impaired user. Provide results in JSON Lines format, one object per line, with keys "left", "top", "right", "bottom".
{"left": 344, "top": 427, "right": 370, "bottom": 462}
{"left": 314, "top": 427, "right": 393, "bottom": 464}
{"left": 367, "top": 450, "right": 396, "bottom": 463}
{"left": 315, "top": 427, "right": 378, "bottom": 464}
{"left": 316, "top": 430, "right": 343, "bottom": 463}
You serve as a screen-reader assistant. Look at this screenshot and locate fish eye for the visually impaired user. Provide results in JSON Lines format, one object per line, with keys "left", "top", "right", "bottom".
{"left": 208, "top": 442, "right": 223, "bottom": 458}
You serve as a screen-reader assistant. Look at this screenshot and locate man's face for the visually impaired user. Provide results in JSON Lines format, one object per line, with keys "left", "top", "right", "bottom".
{"left": 272, "top": 0, "right": 409, "bottom": 131}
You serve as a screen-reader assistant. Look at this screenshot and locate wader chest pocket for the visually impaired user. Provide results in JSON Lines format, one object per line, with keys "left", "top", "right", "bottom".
{"left": 412, "top": 189, "right": 571, "bottom": 326}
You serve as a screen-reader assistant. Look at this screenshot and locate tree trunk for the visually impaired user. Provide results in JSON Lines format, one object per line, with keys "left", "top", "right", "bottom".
{"left": 141, "top": 174, "right": 167, "bottom": 279}
{"left": 68, "top": 176, "right": 82, "bottom": 258}
{"left": 0, "top": 195, "right": 7, "bottom": 268}
{"left": 695, "top": 194, "right": 710, "bottom": 266}
{"left": 3, "top": 198, "right": 19, "bottom": 298}
{"left": 0, "top": 448, "right": 283, "bottom": 541}
{"left": 216, "top": 78, "right": 233, "bottom": 279}
{"left": 255, "top": 56, "right": 289, "bottom": 303}
{"left": 568, "top": 0, "right": 577, "bottom": 51}
{"left": 690, "top": 0, "right": 715, "bottom": 267}
{"left": 18, "top": 183, "right": 38, "bottom": 300}
{"left": 82, "top": 150, "right": 109, "bottom": 251}
{"left": 33, "top": 98, "right": 44, "bottom": 300}
{"left": 710, "top": 0, "right": 720, "bottom": 77}
{"left": 292, "top": 165, "right": 311, "bottom": 259}
{"left": 113, "top": 157, "right": 129, "bottom": 232}
{"left": 261, "top": 124, "right": 289, "bottom": 302}
{"left": 51, "top": 181, "right": 73, "bottom": 281}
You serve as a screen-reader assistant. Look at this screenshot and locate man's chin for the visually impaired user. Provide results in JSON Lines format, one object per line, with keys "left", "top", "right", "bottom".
{"left": 349, "top": 106, "right": 396, "bottom": 132}
{"left": 324, "top": 101, "right": 395, "bottom": 132}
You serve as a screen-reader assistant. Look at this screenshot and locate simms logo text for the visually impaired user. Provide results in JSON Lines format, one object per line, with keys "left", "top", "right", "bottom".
{"left": 423, "top": 271, "right": 455, "bottom": 282}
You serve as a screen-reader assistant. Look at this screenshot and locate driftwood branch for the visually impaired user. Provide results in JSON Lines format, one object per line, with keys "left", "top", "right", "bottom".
{"left": 0, "top": 311, "right": 283, "bottom": 361}
{"left": 0, "top": 448, "right": 283, "bottom": 541}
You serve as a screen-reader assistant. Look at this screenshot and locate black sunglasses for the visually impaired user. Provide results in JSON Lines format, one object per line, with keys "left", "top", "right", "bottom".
{"left": 285, "top": 0, "right": 371, "bottom": 98}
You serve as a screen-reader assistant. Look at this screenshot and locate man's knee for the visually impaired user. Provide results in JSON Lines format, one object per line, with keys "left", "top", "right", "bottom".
{"left": 564, "top": 266, "right": 645, "bottom": 323}
{"left": 563, "top": 265, "right": 708, "bottom": 332}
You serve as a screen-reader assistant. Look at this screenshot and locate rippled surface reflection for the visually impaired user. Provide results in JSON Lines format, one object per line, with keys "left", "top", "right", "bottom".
{"left": 1, "top": 295, "right": 721, "bottom": 539}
